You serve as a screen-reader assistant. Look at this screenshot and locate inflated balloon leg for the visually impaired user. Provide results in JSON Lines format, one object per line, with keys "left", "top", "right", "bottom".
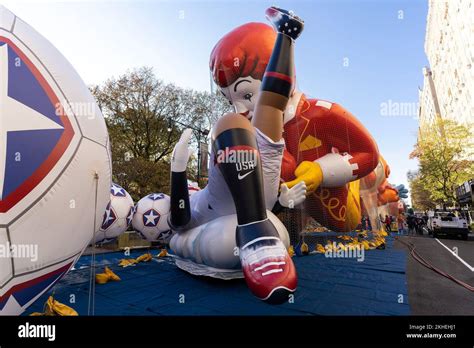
{"left": 253, "top": 6, "right": 303, "bottom": 142}
{"left": 212, "top": 113, "right": 297, "bottom": 304}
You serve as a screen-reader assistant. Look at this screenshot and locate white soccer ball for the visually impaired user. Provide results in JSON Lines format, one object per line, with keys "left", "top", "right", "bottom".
{"left": 132, "top": 193, "right": 173, "bottom": 243}
{"left": 0, "top": 6, "right": 111, "bottom": 315}
{"left": 94, "top": 183, "right": 134, "bottom": 244}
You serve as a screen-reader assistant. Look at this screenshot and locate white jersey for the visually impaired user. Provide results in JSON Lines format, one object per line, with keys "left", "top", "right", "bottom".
{"left": 188, "top": 128, "right": 284, "bottom": 228}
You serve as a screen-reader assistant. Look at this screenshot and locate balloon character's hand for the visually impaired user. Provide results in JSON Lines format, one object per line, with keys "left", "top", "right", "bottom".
{"left": 395, "top": 184, "right": 409, "bottom": 199}
{"left": 279, "top": 182, "right": 307, "bottom": 208}
{"left": 285, "top": 161, "right": 323, "bottom": 193}
{"left": 171, "top": 129, "right": 193, "bottom": 172}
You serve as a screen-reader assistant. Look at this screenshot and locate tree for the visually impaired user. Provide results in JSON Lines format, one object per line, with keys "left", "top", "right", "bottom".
{"left": 91, "top": 67, "right": 231, "bottom": 200}
{"left": 410, "top": 117, "right": 474, "bottom": 208}
{"left": 407, "top": 170, "right": 436, "bottom": 211}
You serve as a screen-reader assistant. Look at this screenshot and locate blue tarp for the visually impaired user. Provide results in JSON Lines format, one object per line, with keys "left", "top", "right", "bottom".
{"left": 25, "top": 236, "right": 410, "bottom": 315}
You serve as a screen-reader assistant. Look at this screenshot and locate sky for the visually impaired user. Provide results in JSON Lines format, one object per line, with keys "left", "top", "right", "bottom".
{"left": 2, "top": 0, "right": 429, "bottom": 203}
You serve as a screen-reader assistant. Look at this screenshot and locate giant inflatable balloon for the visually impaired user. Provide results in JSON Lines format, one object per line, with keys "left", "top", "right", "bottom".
{"left": 360, "top": 156, "right": 390, "bottom": 193}
{"left": 132, "top": 193, "right": 173, "bottom": 243}
{"left": 210, "top": 22, "right": 380, "bottom": 233}
{"left": 170, "top": 210, "right": 290, "bottom": 278}
{"left": 378, "top": 180, "right": 400, "bottom": 205}
{"left": 0, "top": 6, "right": 111, "bottom": 315}
{"left": 94, "top": 183, "right": 134, "bottom": 244}
{"left": 360, "top": 156, "right": 390, "bottom": 231}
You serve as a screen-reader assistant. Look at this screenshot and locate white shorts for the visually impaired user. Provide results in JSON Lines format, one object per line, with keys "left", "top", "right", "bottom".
{"left": 187, "top": 128, "right": 284, "bottom": 228}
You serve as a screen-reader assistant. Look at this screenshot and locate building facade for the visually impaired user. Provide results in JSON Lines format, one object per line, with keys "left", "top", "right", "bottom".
{"left": 418, "top": 67, "right": 441, "bottom": 137}
{"left": 419, "top": 0, "right": 474, "bottom": 129}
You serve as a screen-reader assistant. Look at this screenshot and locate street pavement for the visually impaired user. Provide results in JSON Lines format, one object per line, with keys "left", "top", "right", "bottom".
{"left": 394, "top": 232, "right": 474, "bottom": 315}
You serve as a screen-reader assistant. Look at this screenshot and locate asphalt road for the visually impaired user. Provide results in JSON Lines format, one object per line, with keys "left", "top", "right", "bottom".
{"left": 394, "top": 232, "right": 474, "bottom": 315}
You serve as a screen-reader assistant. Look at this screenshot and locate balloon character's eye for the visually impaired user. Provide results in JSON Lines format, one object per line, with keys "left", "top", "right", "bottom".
{"left": 244, "top": 93, "right": 253, "bottom": 101}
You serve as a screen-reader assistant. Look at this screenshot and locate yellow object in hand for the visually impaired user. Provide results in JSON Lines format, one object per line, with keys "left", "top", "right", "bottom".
{"left": 285, "top": 161, "right": 323, "bottom": 193}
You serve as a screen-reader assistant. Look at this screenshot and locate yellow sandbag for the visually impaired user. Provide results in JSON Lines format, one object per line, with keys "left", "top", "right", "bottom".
{"left": 118, "top": 258, "right": 138, "bottom": 267}
{"left": 95, "top": 273, "right": 110, "bottom": 284}
{"left": 157, "top": 249, "right": 168, "bottom": 258}
{"left": 315, "top": 244, "right": 326, "bottom": 253}
{"left": 374, "top": 237, "right": 385, "bottom": 247}
{"left": 96, "top": 266, "right": 121, "bottom": 284}
{"left": 105, "top": 266, "right": 121, "bottom": 281}
{"left": 337, "top": 235, "right": 352, "bottom": 241}
{"left": 324, "top": 243, "right": 334, "bottom": 252}
{"left": 40, "top": 296, "right": 78, "bottom": 316}
{"left": 119, "top": 252, "right": 152, "bottom": 267}
{"left": 300, "top": 242, "right": 309, "bottom": 255}
{"left": 135, "top": 253, "right": 152, "bottom": 263}
{"left": 45, "top": 296, "right": 79, "bottom": 316}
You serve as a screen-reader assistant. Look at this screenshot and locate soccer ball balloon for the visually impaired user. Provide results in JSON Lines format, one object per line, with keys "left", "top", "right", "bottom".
{"left": 94, "top": 183, "right": 134, "bottom": 244}
{"left": 132, "top": 193, "right": 173, "bottom": 243}
{"left": 0, "top": 6, "right": 111, "bottom": 315}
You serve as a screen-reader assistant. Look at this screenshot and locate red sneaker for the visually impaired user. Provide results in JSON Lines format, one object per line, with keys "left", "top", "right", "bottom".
{"left": 237, "top": 219, "right": 297, "bottom": 304}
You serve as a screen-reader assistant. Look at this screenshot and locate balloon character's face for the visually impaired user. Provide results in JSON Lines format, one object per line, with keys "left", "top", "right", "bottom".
{"left": 360, "top": 155, "right": 388, "bottom": 192}
{"left": 219, "top": 76, "right": 262, "bottom": 119}
{"left": 210, "top": 23, "right": 276, "bottom": 120}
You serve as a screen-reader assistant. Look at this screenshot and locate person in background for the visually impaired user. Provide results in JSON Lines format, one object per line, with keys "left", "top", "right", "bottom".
{"left": 406, "top": 213, "right": 415, "bottom": 235}
{"left": 384, "top": 214, "right": 391, "bottom": 233}
{"left": 361, "top": 215, "right": 367, "bottom": 231}
{"left": 415, "top": 216, "right": 425, "bottom": 235}
{"left": 423, "top": 213, "right": 429, "bottom": 224}
{"left": 397, "top": 213, "right": 406, "bottom": 235}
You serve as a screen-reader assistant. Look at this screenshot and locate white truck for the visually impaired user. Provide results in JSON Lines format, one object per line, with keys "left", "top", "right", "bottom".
{"left": 427, "top": 211, "right": 469, "bottom": 240}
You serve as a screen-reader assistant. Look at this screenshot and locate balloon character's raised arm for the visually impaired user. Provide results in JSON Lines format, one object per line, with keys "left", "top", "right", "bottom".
{"left": 169, "top": 129, "right": 193, "bottom": 229}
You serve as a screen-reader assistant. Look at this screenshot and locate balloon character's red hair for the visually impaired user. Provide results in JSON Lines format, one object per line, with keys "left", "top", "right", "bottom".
{"left": 210, "top": 22, "right": 276, "bottom": 88}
